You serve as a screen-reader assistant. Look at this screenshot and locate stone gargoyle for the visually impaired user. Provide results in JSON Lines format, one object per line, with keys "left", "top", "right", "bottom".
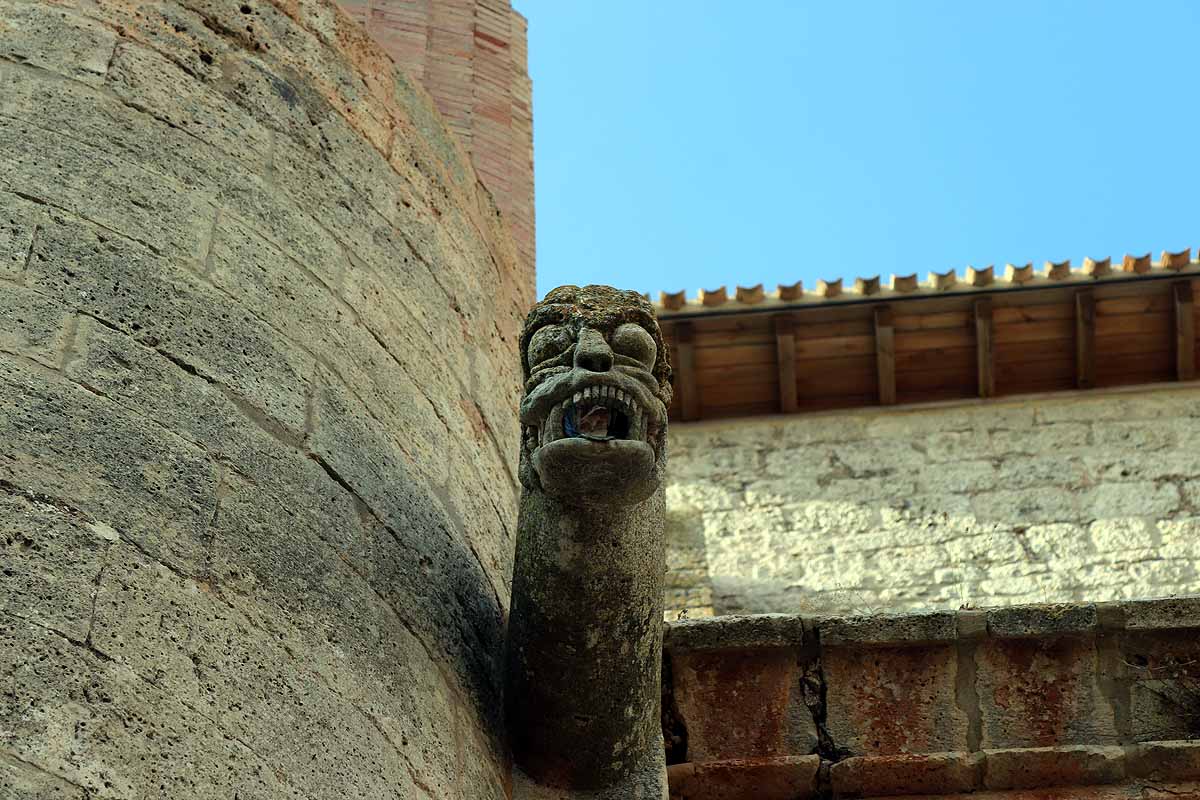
{"left": 505, "top": 285, "right": 673, "bottom": 799}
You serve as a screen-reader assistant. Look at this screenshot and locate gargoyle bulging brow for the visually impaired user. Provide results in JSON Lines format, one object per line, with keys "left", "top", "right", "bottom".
{"left": 519, "top": 284, "right": 673, "bottom": 406}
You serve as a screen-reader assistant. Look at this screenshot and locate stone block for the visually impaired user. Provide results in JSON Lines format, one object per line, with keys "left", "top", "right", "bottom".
{"left": 975, "top": 636, "right": 1117, "bottom": 748}
{"left": 27, "top": 212, "right": 314, "bottom": 435}
{"left": 0, "top": 355, "right": 219, "bottom": 575}
{"left": 0, "top": 284, "right": 71, "bottom": 367}
{"left": 918, "top": 459, "right": 997, "bottom": 494}
{"left": 818, "top": 610, "right": 957, "bottom": 646}
{"left": 664, "top": 614, "right": 806, "bottom": 653}
{"left": 0, "top": 621, "right": 307, "bottom": 798}
{"left": 986, "top": 603, "right": 1099, "bottom": 638}
{"left": 956, "top": 609, "right": 988, "bottom": 639}
{"left": 982, "top": 745, "right": 1125, "bottom": 789}
{"left": 0, "top": 1, "right": 116, "bottom": 86}
{"left": 925, "top": 429, "right": 992, "bottom": 462}
{"left": 671, "top": 647, "right": 815, "bottom": 761}
{"left": 1127, "top": 740, "right": 1200, "bottom": 780}
{"left": 106, "top": 42, "right": 272, "bottom": 171}
{"left": 1121, "top": 596, "right": 1200, "bottom": 630}
{"left": 1120, "top": 630, "right": 1200, "bottom": 742}
{"left": 995, "top": 423, "right": 1090, "bottom": 456}
{"left": 1084, "top": 481, "right": 1181, "bottom": 520}
{"left": 830, "top": 752, "right": 984, "bottom": 796}
{"left": 0, "top": 117, "right": 217, "bottom": 263}
{"left": 1092, "top": 420, "right": 1175, "bottom": 451}
{"left": 89, "top": 539, "right": 443, "bottom": 798}
{"left": 970, "top": 487, "right": 1080, "bottom": 525}
{"left": 823, "top": 643, "right": 969, "bottom": 755}
{"left": 666, "top": 756, "right": 821, "bottom": 800}
{"left": 0, "top": 750, "right": 89, "bottom": 799}
{"left": 993, "top": 454, "right": 1089, "bottom": 490}
{"left": 0, "top": 493, "right": 111, "bottom": 643}
{"left": 0, "top": 191, "right": 42, "bottom": 280}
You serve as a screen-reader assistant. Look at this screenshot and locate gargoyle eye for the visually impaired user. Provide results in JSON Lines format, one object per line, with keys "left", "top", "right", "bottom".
{"left": 611, "top": 323, "right": 656, "bottom": 369}
{"left": 527, "top": 324, "right": 572, "bottom": 368}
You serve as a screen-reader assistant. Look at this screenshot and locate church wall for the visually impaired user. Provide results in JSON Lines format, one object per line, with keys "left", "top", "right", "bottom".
{"left": 664, "top": 384, "right": 1200, "bottom": 618}
{"left": 0, "top": 1, "right": 524, "bottom": 797}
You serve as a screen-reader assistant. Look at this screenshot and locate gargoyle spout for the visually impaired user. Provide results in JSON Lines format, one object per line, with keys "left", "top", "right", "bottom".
{"left": 505, "top": 285, "right": 672, "bottom": 799}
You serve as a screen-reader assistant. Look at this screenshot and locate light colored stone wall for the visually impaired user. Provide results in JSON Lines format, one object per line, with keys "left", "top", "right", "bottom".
{"left": 0, "top": 1, "right": 524, "bottom": 797}
{"left": 665, "top": 385, "right": 1200, "bottom": 617}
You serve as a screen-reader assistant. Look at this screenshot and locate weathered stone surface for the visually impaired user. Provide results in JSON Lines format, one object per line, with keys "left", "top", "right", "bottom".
{"left": 0, "top": 1, "right": 116, "bottom": 86}
{"left": 1127, "top": 740, "right": 1200, "bottom": 780}
{"left": 981, "top": 745, "right": 1125, "bottom": 789}
{"left": 1121, "top": 630, "right": 1200, "bottom": 742}
{"left": 975, "top": 636, "right": 1117, "bottom": 749}
{"left": 106, "top": 41, "right": 273, "bottom": 171}
{"left": 1, "top": 621, "right": 307, "bottom": 799}
{"left": 824, "top": 643, "right": 969, "bottom": 756}
{"left": 818, "top": 610, "right": 957, "bottom": 646}
{"left": 665, "top": 614, "right": 806, "bottom": 653}
{"left": 0, "top": 0, "right": 523, "bottom": 796}
{"left": 0, "top": 493, "right": 112, "bottom": 643}
{"left": 0, "top": 355, "right": 220, "bottom": 574}
{"left": 666, "top": 756, "right": 820, "bottom": 800}
{"left": 664, "top": 386, "right": 1200, "bottom": 617}
{"left": 986, "top": 603, "right": 1099, "bottom": 638}
{"left": 830, "top": 752, "right": 983, "bottom": 795}
{"left": 672, "top": 647, "right": 816, "bottom": 761}
{"left": 0, "top": 117, "right": 217, "bottom": 263}
{"left": 0, "top": 192, "right": 41, "bottom": 280}
{"left": 0, "top": 284, "right": 71, "bottom": 368}
{"left": 25, "top": 211, "right": 314, "bottom": 435}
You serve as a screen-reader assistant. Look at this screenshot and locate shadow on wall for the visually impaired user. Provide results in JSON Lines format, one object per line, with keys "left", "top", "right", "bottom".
{"left": 663, "top": 386, "right": 1200, "bottom": 617}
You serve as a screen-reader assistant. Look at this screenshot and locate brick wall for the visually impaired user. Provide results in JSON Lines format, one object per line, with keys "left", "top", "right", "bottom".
{"left": 664, "top": 385, "right": 1200, "bottom": 618}
{"left": 0, "top": 1, "right": 525, "bottom": 796}
{"left": 336, "top": 0, "right": 535, "bottom": 294}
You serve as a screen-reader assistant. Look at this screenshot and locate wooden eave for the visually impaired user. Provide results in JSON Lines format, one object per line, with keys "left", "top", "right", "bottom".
{"left": 657, "top": 254, "right": 1200, "bottom": 422}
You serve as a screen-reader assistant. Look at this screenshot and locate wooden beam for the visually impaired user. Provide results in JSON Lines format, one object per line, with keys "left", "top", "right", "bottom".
{"left": 1174, "top": 280, "right": 1196, "bottom": 381}
{"left": 974, "top": 298, "right": 995, "bottom": 398}
{"left": 674, "top": 321, "right": 701, "bottom": 420}
{"left": 773, "top": 314, "right": 798, "bottom": 413}
{"left": 1075, "top": 290, "right": 1096, "bottom": 389}
{"left": 874, "top": 305, "right": 896, "bottom": 405}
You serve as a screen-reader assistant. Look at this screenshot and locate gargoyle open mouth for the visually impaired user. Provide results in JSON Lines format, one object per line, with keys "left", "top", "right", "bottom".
{"left": 522, "top": 383, "right": 662, "bottom": 455}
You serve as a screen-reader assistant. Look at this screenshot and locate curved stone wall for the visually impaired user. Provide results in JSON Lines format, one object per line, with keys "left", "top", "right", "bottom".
{"left": 665, "top": 385, "right": 1200, "bottom": 618}
{"left": 0, "top": 1, "right": 524, "bottom": 797}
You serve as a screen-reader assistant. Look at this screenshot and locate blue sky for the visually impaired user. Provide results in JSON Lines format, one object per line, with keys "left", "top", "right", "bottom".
{"left": 514, "top": 1, "right": 1200, "bottom": 301}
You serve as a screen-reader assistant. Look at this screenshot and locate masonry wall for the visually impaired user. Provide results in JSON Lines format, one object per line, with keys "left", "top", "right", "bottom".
{"left": 0, "top": 1, "right": 525, "bottom": 797}
{"left": 664, "top": 385, "right": 1200, "bottom": 618}
{"left": 334, "top": 0, "right": 535, "bottom": 289}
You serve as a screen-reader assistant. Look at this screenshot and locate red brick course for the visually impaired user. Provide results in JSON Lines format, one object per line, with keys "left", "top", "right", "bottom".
{"left": 335, "top": 0, "right": 535, "bottom": 294}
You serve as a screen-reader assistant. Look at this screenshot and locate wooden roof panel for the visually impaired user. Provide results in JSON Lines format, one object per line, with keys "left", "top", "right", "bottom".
{"left": 659, "top": 269, "right": 1199, "bottom": 422}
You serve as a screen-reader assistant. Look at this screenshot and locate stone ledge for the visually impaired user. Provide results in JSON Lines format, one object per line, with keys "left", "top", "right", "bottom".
{"left": 1113, "top": 596, "right": 1200, "bottom": 631}
{"left": 817, "top": 610, "right": 958, "bottom": 646}
{"left": 982, "top": 745, "right": 1125, "bottom": 789}
{"left": 1126, "top": 740, "right": 1200, "bottom": 780}
{"left": 666, "top": 756, "right": 820, "bottom": 800}
{"left": 662, "top": 597, "right": 1200, "bottom": 654}
{"left": 830, "top": 752, "right": 983, "bottom": 796}
{"left": 664, "top": 614, "right": 806, "bottom": 653}
{"left": 666, "top": 744, "right": 1200, "bottom": 798}
{"left": 985, "top": 603, "right": 1099, "bottom": 638}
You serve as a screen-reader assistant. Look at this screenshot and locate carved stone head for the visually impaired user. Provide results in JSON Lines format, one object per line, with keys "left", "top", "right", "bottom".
{"left": 518, "top": 285, "right": 672, "bottom": 506}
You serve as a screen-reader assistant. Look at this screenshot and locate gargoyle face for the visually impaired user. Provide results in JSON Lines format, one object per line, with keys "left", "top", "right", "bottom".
{"left": 518, "top": 285, "right": 672, "bottom": 507}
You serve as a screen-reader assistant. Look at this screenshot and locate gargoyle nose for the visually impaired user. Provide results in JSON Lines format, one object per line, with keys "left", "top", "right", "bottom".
{"left": 574, "top": 328, "right": 614, "bottom": 373}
